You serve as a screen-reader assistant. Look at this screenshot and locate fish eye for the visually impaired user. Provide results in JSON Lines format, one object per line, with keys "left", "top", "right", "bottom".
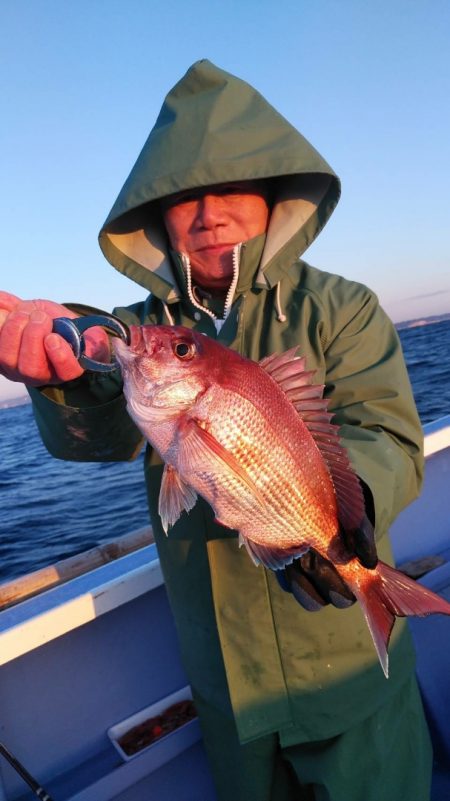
{"left": 173, "top": 340, "right": 196, "bottom": 360}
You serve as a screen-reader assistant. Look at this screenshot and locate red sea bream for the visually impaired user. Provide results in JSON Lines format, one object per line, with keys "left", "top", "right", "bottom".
{"left": 114, "top": 324, "right": 450, "bottom": 677}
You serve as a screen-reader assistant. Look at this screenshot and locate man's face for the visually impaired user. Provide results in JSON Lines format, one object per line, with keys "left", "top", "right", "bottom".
{"left": 161, "top": 181, "right": 270, "bottom": 293}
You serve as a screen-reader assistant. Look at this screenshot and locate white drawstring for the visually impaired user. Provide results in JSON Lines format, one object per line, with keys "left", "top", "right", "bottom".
{"left": 181, "top": 253, "right": 219, "bottom": 327}
{"left": 222, "top": 244, "right": 241, "bottom": 321}
{"left": 174, "top": 250, "right": 287, "bottom": 328}
{"left": 162, "top": 301, "right": 176, "bottom": 326}
{"left": 275, "top": 282, "right": 287, "bottom": 322}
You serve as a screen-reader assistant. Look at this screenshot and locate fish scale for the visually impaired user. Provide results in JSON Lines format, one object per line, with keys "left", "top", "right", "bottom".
{"left": 193, "top": 385, "right": 336, "bottom": 548}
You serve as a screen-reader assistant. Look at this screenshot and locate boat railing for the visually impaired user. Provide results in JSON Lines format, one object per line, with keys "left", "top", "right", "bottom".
{"left": 0, "top": 526, "right": 154, "bottom": 611}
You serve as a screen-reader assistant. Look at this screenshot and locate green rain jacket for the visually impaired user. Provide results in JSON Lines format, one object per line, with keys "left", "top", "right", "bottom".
{"left": 30, "top": 61, "right": 422, "bottom": 747}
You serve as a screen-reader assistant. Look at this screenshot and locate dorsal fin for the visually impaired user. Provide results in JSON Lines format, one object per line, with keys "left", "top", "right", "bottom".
{"left": 260, "top": 349, "right": 365, "bottom": 531}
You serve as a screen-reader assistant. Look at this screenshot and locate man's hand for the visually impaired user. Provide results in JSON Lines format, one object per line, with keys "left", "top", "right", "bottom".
{"left": 0, "top": 291, "right": 110, "bottom": 386}
{"left": 276, "top": 514, "right": 378, "bottom": 611}
{"left": 277, "top": 550, "right": 357, "bottom": 611}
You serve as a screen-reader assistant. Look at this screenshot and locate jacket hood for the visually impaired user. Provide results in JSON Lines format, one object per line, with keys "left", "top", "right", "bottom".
{"left": 99, "top": 59, "right": 340, "bottom": 301}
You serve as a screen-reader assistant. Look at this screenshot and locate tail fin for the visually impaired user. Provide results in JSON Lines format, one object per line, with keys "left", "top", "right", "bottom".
{"left": 353, "top": 560, "right": 450, "bottom": 678}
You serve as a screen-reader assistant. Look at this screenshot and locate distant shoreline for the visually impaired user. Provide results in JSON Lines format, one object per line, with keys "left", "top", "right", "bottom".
{"left": 0, "top": 394, "right": 30, "bottom": 411}
{"left": 396, "top": 312, "right": 450, "bottom": 331}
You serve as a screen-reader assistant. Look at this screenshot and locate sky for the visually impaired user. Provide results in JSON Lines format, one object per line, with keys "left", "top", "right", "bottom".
{"left": 1, "top": 0, "right": 449, "bottom": 400}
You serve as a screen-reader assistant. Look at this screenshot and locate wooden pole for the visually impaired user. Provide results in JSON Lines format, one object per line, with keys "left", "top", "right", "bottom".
{"left": 0, "top": 527, "right": 154, "bottom": 611}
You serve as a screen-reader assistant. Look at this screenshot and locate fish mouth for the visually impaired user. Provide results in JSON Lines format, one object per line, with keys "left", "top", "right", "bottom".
{"left": 112, "top": 327, "right": 144, "bottom": 363}
{"left": 111, "top": 340, "right": 132, "bottom": 371}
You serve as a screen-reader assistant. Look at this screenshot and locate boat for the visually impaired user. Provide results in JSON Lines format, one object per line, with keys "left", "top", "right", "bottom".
{"left": 0, "top": 415, "right": 449, "bottom": 800}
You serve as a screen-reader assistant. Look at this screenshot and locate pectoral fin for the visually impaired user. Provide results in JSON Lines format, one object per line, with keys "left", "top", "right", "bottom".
{"left": 179, "top": 418, "right": 267, "bottom": 510}
{"left": 158, "top": 463, "right": 198, "bottom": 534}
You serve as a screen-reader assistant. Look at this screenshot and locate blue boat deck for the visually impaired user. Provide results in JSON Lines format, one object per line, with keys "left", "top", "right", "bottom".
{"left": 0, "top": 546, "right": 217, "bottom": 801}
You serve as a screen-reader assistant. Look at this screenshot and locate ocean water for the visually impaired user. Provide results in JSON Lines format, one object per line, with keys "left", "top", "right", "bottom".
{"left": 398, "top": 320, "right": 450, "bottom": 425}
{"left": 1, "top": 409, "right": 149, "bottom": 583}
{"left": 1, "top": 319, "right": 450, "bottom": 583}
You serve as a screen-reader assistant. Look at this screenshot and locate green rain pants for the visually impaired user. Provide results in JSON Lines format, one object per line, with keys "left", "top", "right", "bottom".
{"left": 197, "top": 675, "right": 433, "bottom": 801}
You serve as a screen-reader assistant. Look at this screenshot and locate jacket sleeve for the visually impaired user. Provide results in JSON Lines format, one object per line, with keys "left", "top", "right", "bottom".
{"left": 27, "top": 300, "right": 154, "bottom": 462}
{"left": 321, "top": 281, "right": 423, "bottom": 539}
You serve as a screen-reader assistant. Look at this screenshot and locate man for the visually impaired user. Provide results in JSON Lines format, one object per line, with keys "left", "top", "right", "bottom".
{"left": 0, "top": 61, "right": 432, "bottom": 800}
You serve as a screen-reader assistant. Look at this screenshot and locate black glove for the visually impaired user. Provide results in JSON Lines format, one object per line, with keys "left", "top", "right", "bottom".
{"left": 341, "top": 513, "right": 378, "bottom": 570}
{"left": 276, "top": 502, "right": 378, "bottom": 612}
{"left": 342, "top": 479, "right": 378, "bottom": 569}
{"left": 276, "top": 549, "right": 357, "bottom": 611}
